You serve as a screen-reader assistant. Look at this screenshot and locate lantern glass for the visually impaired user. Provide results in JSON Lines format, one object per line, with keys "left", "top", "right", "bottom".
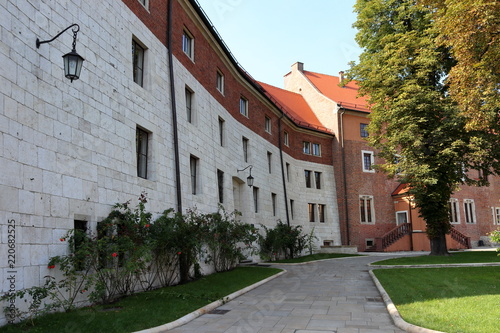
{"left": 63, "top": 50, "right": 84, "bottom": 82}
{"left": 246, "top": 174, "right": 254, "bottom": 187}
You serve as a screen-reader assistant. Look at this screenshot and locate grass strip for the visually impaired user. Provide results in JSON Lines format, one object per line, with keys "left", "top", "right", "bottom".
{"left": 373, "top": 250, "right": 499, "bottom": 265}
{"left": 374, "top": 266, "right": 500, "bottom": 333}
{"left": 0, "top": 266, "right": 282, "bottom": 333}
{"left": 271, "top": 253, "right": 362, "bottom": 263}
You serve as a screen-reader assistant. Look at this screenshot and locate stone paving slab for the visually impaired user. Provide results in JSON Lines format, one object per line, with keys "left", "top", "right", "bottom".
{"left": 161, "top": 256, "right": 406, "bottom": 333}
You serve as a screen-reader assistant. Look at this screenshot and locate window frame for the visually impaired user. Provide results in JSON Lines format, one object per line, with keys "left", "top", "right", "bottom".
{"left": 265, "top": 116, "right": 272, "bottom": 133}
{"left": 303, "top": 141, "right": 311, "bottom": 154}
{"left": 190, "top": 155, "right": 199, "bottom": 195}
{"left": 242, "top": 137, "right": 249, "bottom": 162}
{"left": 218, "top": 117, "right": 225, "bottom": 146}
{"left": 290, "top": 199, "right": 294, "bottom": 220}
{"left": 253, "top": 186, "right": 259, "bottom": 213}
{"left": 182, "top": 28, "right": 194, "bottom": 60}
{"left": 132, "top": 39, "right": 145, "bottom": 87}
{"left": 217, "top": 169, "right": 224, "bottom": 203}
{"left": 271, "top": 193, "right": 277, "bottom": 216}
{"left": 185, "top": 86, "right": 194, "bottom": 123}
{"left": 464, "top": 199, "right": 476, "bottom": 224}
{"left": 267, "top": 152, "right": 272, "bottom": 174}
{"left": 362, "top": 150, "right": 375, "bottom": 173}
{"left": 312, "top": 143, "right": 321, "bottom": 156}
{"left": 136, "top": 127, "right": 149, "bottom": 179}
{"left": 318, "top": 204, "right": 326, "bottom": 222}
{"left": 448, "top": 198, "right": 460, "bottom": 224}
{"left": 314, "top": 171, "right": 321, "bottom": 189}
{"left": 360, "top": 123, "right": 369, "bottom": 138}
{"left": 308, "top": 203, "right": 316, "bottom": 222}
{"left": 359, "top": 195, "right": 375, "bottom": 224}
{"left": 396, "top": 211, "right": 408, "bottom": 225}
{"left": 284, "top": 131, "right": 289, "bottom": 146}
{"left": 494, "top": 207, "right": 500, "bottom": 225}
{"left": 304, "top": 170, "right": 312, "bottom": 188}
{"left": 216, "top": 70, "right": 224, "bottom": 94}
{"left": 239, "top": 96, "right": 248, "bottom": 117}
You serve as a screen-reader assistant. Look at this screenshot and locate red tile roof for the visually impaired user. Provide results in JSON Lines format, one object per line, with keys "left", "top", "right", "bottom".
{"left": 258, "top": 81, "right": 333, "bottom": 134}
{"left": 391, "top": 183, "right": 410, "bottom": 196}
{"left": 303, "top": 71, "right": 370, "bottom": 112}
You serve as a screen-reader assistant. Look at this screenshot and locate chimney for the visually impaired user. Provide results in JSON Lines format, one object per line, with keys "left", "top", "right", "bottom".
{"left": 339, "top": 71, "right": 344, "bottom": 83}
{"left": 292, "top": 62, "right": 304, "bottom": 72}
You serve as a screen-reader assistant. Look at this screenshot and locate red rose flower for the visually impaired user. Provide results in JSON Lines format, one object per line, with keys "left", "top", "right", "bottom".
{"left": 60, "top": 238, "right": 65, "bottom": 242}
{"left": 145, "top": 224, "right": 150, "bottom": 228}
{"left": 112, "top": 252, "right": 118, "bottom": 257}
{"left": 177, "top": 251, "right": 182, "bottom": 255}
{"left": 48, "top": 265, "right": 55, "bottom": 269}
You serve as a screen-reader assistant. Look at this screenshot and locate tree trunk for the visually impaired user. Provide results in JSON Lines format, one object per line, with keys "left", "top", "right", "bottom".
{"left": 429, "top": 232, "right": 450, "bottom": 256}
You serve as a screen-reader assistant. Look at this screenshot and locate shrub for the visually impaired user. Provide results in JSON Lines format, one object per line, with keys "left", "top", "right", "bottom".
{"left": 489, "top": 229, "right": 500, "bottom": 256}
{"left": 258, "top": 221, "right": 315, "bottom": 261}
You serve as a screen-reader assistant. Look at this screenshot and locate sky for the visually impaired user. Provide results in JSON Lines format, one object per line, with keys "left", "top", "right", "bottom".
{"left": 195, "top": 0, "right": 362, "bottom": 88}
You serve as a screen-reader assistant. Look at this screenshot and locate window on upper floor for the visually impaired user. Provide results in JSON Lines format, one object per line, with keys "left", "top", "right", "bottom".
{"left": 360, "top": 195, "right": 375, "bottom": 224}
{"left": 136, "top": 127, "right": 149, "bottom": 179}
{"left": 271, "top": 193, "right": 277, "bottom": 216}
{"left": 242, "top": 137, "right": 249, "bottom": 162}
{"left": 217, "top": 169, "right": 224, "bottom": 203}
{"left": 362, "top": 150, "right": 375, "bottom": 173}
{"left": 304, "top": 170, "right": 312, "bottom": 188}
{"left": 360, "top": 123, "right": 369, "bottom": 138}
{"left": 448, "top": 198, "right": 460, "bottom": 224}
{"left": 284, "top": 131, "right": 289, "bottom": 146}
{"left": 132, "top": 39, "right": 145, "bottom": 87}
{"left": 312, "top": 143, "right": 321, "bottom": 156}
{"left": 190, "top": 155, "right": 199, "bottom": 195}
{"left": 265, "top": 116, "right": 271, "bottom": 133}
{"left": 464, "top": 199, "right": 476, "bottom": 224}
{"left": 314, "top": 171, "right": 321, "bottom": 189}
{"left": 182, "top": 29, "right": 194, "bottom": 60}
{"left": 216, "top": 70, "right": 224, "bottom": 94}
{"left": 267, "top": 152, "right": 272, "bottom": 173}
{"left": 218, "top": 117, "right": 225, "bottom": 146}
{"left": 239, "top": 96, "right": 248, "bottom": 117}
{"left": 303, "top": 141, "right": 311, "bottom": 154}
{"left": 185, "top": 86, "right": 194, "bottom": 123}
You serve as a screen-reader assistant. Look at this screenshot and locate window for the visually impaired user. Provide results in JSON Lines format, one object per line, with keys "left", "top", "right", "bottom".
{"left": 216, "top": 70, "right": 224, "bottom": 94}
{"left": 312, "top": 143, "right": 321, "bottom": 156}
{"left": 132, "top": 39, "right": 144, "bottom": 86}
{"left": 239, "top": 97, "right": 248, "bottom": 117}
{"left": 284, "top": 131, "right": 289, "bottom": 146}
{"left": 218, "top": 117, "right": 225, "bottom": 146}
{"left": 360, "top": 195, "right": 375, "bottom": 223}
{"left": 303, "top": 141, "right": 311, "bottom": 154}
{"left": 304, "top": 170, "right": 312, "bottom": 188}
{"left": 217, "top": 169, "right": 224, "bottom": 203}
{"left": 396, "top": 211, "right": 408, "bottom": 225}
{"left": 182, "top": 29, "right": 194, "bottom": 59}
{"left": 464, "top": 199, "right": 476, "bottom": 224}
{"left": 265, "top": 116, "right": 271, "bottom": 133}
{"left": 314, "top": 172, "right": 321, "bottom": 189}
{"left": 136, "top": 127, "right": 149, "bottom": 179}
{"left": 494, "top": 207, "right": 500, "bottom": 225}
{"left": 318, "top": 204, "right": 325, "bottom": 222}
{"left": 253, "top": 187, "right": 259, "bottom": 213}
{"left": 190, "top": 155, "right": 199, "bottom": 195}
{"left": 74, "top": 220, "right": 88, "bottom": 270}
{"left": 185, "top": 87, "right": 193, "bottom": 123}
{"left": 242, "top": 137, "right": 249, "bottom": 162}
{"left": 290, "top": 199, "right": 294, "bottom": 219}
{"left": 271, "top": 193, "right": 277, "bottom": 216}
{"left": 360, "top": 123, "right": 369, "bottom": 138}
{"left": 362, "top": 150, "right": 375, "bottom": 172}
{"left": 448, "top": 198, "right": 460, "bottom": 224}
{"left": 138, "top": 0, "right": 148, "bottom": 8}
{"left": 286, "top": 163, "right": 290, "bottom": 182}
{"left": 308, "top": 203, "right": 316, "bottom": 222}
{"left": 267, "top": 152, "right": 272, "bottom": 173}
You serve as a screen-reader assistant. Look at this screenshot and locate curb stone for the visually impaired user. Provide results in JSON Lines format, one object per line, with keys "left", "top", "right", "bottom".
{"left": 132, "top": 269, "right": 287, "bottom": 333}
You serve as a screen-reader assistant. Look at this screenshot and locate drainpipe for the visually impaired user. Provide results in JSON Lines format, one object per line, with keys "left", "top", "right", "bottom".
{"left": 408, "top": 195, "right": 414, "bottom": 251}
{"left": 167, "top": 0, "right": 182, "bottom": 213}
{"left": 339, "top": 108, "right": 350, "bottom": 245}
{"left": 278, "top": 112, "right": 290, "bottom": 226}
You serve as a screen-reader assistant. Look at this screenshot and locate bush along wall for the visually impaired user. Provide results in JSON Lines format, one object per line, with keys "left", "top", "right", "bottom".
{"left": 0, "top": 194, "right": 258, "bottom": 325}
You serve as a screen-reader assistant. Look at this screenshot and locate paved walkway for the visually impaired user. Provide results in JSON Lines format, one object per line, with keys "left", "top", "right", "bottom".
{"left": 166, "top": 255, "right": 407, "bottom": 333}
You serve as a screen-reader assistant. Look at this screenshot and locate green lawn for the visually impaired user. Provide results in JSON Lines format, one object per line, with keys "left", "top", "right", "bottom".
{"left": 0, "top": 266, "right": 282, "bottom": 333}
{"left": 374, "top": 265, "right": 500, "bottom": 333}
{"left": 373, "top": 250, "right": 500, "bottom": 265}
{"left": 271, "top": 253, "right": 362, "bottom": 263}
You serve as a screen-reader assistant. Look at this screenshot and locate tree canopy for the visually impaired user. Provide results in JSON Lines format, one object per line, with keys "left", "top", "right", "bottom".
{"left": 346, "top": 0, "right": 500, "bottom": 255}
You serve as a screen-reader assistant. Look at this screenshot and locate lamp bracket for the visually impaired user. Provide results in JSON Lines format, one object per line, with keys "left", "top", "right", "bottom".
{"left": 36, "top": 24, "right": 80, "bottom": 49}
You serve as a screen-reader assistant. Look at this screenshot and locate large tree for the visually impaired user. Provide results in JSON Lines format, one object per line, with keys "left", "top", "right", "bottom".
{"left": 422, "top": 0, "right": 500, "bottom": 131}
{"left": 346, "top": 0, "right": 500, "bottom": 255}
